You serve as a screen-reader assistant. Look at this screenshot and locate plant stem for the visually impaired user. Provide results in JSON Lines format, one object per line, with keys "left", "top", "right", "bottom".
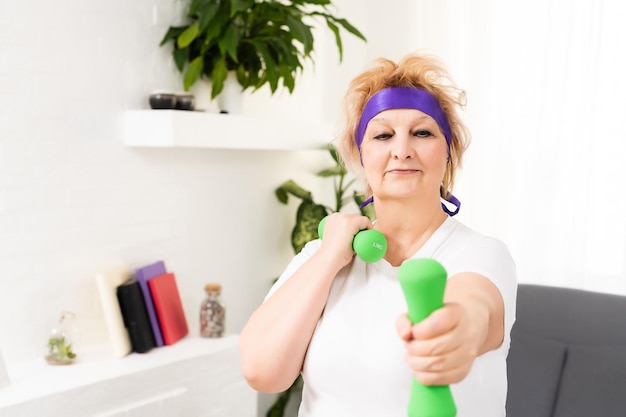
{"left": 334, "top": 171, "right": 345, "bottom": 212}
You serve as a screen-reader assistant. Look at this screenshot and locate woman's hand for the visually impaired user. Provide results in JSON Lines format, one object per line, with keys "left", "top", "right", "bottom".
{"left": 317, "top": 213, "right": 373, "bottom": 269}
{"left": 396, "top": 272, "right": 504, "bottom": 386}
{"left": 396, "top": 302, "right": 484, "bottom": 386}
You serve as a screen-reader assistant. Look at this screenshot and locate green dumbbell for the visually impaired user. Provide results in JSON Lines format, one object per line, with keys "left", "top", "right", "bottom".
{"left": 317, "top": 216, "right": 387, "bottom": 263}
{"left": 398, "top": 258, "right": 457, "bottom": 417}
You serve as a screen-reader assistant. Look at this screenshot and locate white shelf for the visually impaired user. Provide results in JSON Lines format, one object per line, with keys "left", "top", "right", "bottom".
{"left": 1, "top": 334, "right": 239, "bottom": 408}
{"left": 123, "top": 110, "right": 335, "bottom": 151}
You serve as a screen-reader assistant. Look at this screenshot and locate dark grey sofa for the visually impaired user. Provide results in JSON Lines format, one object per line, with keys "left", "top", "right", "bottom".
{"left": 506, "top": 284, "right": 626, "bottom": 417}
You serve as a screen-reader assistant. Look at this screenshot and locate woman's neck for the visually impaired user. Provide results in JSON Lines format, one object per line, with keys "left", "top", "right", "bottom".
{"left": 374, "top": 200, "right": 448, "bottom": 266}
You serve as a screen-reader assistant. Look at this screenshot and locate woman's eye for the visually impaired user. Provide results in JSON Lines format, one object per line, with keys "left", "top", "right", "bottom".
{"left": 373, "top": 132, "right": 392, "bottom": 140}
{"left": 414, "top": 129, "right": 433, "bottom": 138}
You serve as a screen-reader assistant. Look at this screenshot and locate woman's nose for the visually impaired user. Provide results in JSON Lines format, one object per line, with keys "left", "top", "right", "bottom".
{"left": 392, "top": 135, "right": 415, "bottom": 159}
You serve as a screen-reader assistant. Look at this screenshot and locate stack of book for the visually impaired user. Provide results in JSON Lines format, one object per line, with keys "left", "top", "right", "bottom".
{"left": 95, "top": 261, "right": 189, "bottom": 357}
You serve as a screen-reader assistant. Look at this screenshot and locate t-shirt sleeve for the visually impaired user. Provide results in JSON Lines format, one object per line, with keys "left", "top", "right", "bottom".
{"left": 264, "top": 239, "right": 323, "bottom": 302}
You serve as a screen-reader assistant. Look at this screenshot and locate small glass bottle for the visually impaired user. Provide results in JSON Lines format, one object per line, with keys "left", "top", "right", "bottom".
{"left": 200, "top": 283, "right": 225, "bottom": 338}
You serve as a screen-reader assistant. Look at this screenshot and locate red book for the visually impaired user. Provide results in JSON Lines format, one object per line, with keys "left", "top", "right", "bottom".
{"left": 147, "top": 273, "right": 189, "bottom": 345}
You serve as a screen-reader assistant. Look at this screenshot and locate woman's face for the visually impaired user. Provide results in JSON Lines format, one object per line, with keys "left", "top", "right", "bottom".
{"left": 360, "top": 108, "right": 448, "bottom": 204}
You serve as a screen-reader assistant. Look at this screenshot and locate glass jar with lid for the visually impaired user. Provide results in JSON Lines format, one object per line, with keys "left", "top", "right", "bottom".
{"left": 199, "top": 283, "right": 225, "bottom": 338}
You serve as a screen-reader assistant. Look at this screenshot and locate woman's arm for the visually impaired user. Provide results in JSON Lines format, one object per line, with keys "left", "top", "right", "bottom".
{"left": 239, "top": 214, "right": 371, "bottom": 393}
{"left": 396, "top": 273, "right": 505, "bottom": 385}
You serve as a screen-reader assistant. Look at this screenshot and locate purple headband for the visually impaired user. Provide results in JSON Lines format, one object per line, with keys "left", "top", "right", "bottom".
{"left": 356, "top": 87, "right": 453, "bottom": 150}
{"left": 356, "top": 86, "right": 460, "bottom": 216}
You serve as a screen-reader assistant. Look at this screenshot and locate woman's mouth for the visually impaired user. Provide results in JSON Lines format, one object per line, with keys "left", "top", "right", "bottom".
{"left": 386, "top": 169, "right": 419, "bottom": 175}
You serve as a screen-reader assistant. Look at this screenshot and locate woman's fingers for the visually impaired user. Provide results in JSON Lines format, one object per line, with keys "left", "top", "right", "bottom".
{"left": 411, "top": 362, "right": 474, "bottom": 386}
{"left": 410, "top": 304, "right": 461, "bottom": 341}
{"left": 395, "top": 314, "right": 413, "bottom": 341}
{"left": 398, "top": 303, "right": 479, "bottom": 385}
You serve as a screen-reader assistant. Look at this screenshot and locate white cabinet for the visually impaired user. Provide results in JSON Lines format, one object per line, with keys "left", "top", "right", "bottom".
{"left": 0, "top": 335, "right": 256, "bottom": 417}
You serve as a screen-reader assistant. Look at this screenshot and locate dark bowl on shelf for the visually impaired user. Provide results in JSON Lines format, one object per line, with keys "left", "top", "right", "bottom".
{"left": 149, "top": 92, "right": 177, "bottom": 110}
{"left": 175, "top": 93, "right": 195, "bottom": 111}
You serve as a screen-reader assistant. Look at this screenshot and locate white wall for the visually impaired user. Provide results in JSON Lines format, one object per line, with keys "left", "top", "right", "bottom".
{"left": 412, "top": 0, "right": 626, "bottom": 296}
{"left": 0, "top": 0, "right": 343, "bottom": 367}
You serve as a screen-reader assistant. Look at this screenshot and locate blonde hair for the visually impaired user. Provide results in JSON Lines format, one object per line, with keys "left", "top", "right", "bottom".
{"left": 336, "top": 53, "right": 470, "bottom": 199}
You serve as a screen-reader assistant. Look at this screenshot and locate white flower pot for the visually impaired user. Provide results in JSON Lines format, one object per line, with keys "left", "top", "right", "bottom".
{"left": 188, "top": 78, "right": 214, "bottom": 112}
{"left": 216, "top": 72, "right": 244, "bottom": 114}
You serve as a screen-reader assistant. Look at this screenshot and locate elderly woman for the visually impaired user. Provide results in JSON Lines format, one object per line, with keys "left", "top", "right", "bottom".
{"left": 240, "top": 52, "right": 517, "bottom": 417}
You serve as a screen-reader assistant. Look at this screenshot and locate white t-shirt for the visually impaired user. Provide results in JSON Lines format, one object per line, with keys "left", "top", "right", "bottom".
{"left": 267, "top": 217, "right": 517, "bottom": 417}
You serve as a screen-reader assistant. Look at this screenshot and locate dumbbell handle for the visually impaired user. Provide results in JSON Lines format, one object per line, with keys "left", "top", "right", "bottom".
{"left": 398, "top": 258, "right": 457, "bottom": 417}
{"left": 317, "top": 216, "right": 387, "bottom": 263}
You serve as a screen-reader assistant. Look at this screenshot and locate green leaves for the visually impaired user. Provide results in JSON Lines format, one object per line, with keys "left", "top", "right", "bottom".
{"left": 219, "top": 24, "right": 242, "bottom": 61}
{"left": 47, "top": 336, "right": 76, "bottom": 361}
{"left": 330, "top": 16, "right": 367, "bottom": 42}
{"left": 189, "top": 0, "right": 213, "bottom": 16}
{"left": 265, "top": 376, "right": 303, "bottom": 417}
{"left": 317, "top": 165, "right": 346, "bottom": 177}
{"left": 292, "top": 201, "right": 327, "bottom": 254}
{"left": 178, "top": 21, "right": 199, "bottom": 48}
{"left": 231, "top": 0, "right": 255, "bottom": 14}
{"left": 285, "top": 15, "right": 314, "bottom": 56}
{"left": 311, "top": 11, "right": 367, "bottom": 62}
{"left": 173, "top": 47, "right": 189, "bottom": 72}
{"left": 159, "top": 26, "right": 186, "bottom": 46}
{"left": 275, "top": 145, "right": 375, "bottom": 256}
{"left": 275, "top": 180, "right": 313, "bottom": 205}
{"left": 183, "top": 56, "right": 204, "bottom": 91}
{"left": 160, "top": 0, "right": 367, "bottom": 95}
{"left": 275, "top": 179, "right": 327, "bottom": 254}
{"left": 250, "top": 39, "right": 279, "bottom": 92}
{"left": 197, "top": 2, "right": 220, "bottom": 33}
{"left": 210, "top": 58, "right": 229, "bottom": 98}
{"left": 325, "top": 19, "right": 343, "bottom": 61}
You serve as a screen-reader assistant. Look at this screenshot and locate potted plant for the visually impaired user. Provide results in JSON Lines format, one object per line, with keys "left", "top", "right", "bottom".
{"left": 268, "top": 145, "right": 374, "bottom": 416}
{"left": 159, "top": 0, "right": 366, "bottom": 100}
{"left": 275, "top": 145, "right": 374, "bottom": 253}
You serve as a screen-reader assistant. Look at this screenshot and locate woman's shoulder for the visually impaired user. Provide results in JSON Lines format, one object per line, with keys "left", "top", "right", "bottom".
{"left": 265, "top": 239, "right": 323, "bottom": 300}
{"left": 437, "top": 217, "right": 516, "bottom": 276}
{"left": 444, "top": 217, "right": 510, "bottom": 252}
